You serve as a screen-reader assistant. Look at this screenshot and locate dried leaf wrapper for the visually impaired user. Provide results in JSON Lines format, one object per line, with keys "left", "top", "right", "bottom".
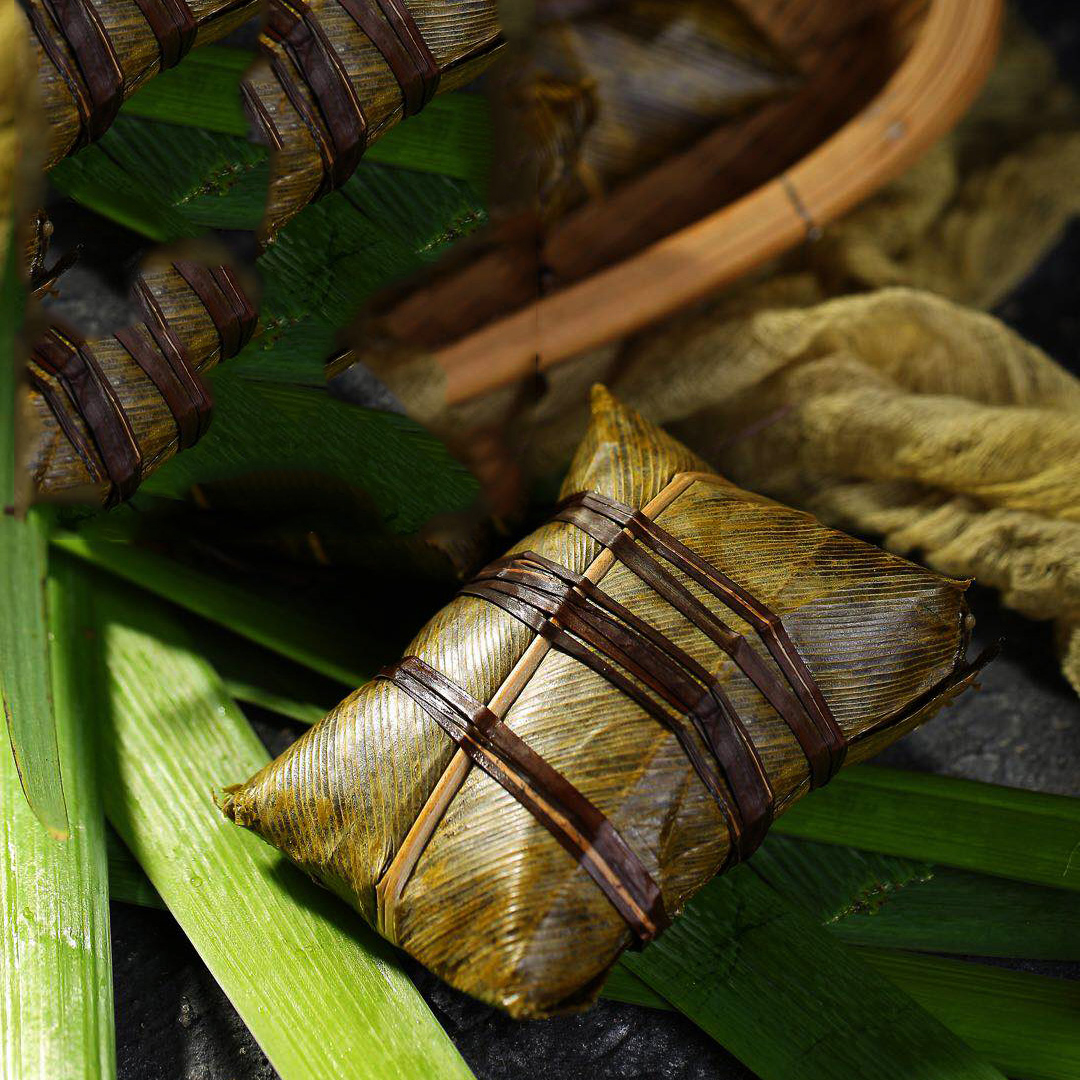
{"left": 224, "top": 387, "right": 983, "bottom": 1017}
{"left": 20, "top": 0, "right": 259, "bottom": 167}
{"left": 245, "top": 0, "right": 504, "bottom": 236}
{"left": 25, "top": 261, "right": 257, "bottom": 505}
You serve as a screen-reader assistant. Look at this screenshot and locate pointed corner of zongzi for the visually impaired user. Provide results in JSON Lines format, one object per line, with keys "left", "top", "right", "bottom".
{"left": 560, "top": 386, "right": 710, "bottom": 506}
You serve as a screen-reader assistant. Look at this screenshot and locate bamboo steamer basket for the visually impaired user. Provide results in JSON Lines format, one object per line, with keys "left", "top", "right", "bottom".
{"left": 414, "top": 0, "right": 1002, "bottom": 407}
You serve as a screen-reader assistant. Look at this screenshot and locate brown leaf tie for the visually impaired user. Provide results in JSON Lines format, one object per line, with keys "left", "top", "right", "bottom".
{"left": 264, "top": 0, "right": 439, "bottom": 193}
{"left": 555, "top": 490, "right": 847, "bottom": 787}
{"left": 29, "top": 328, "right": 142, "bottom": 506}
{"left": 23, "top": 0, "right": 124, "bottom": 146}
{"left": 131, "top": 0, "right": 198, "bottom": 69}
{"left": 377, "top": 656, "right": 669, "bottom": 943}
{"left": 380, "top": 488, "right": 845, "bottom": 942}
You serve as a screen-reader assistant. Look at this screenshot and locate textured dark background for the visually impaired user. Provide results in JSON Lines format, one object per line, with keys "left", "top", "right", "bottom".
{"left": 40, "top": 2, "right": 1080, "bottom": 1078}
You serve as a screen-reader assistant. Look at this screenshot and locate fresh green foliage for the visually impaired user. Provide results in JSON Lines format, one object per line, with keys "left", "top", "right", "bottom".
{"left": 775, "top": 766, "right": 1080, "bottom": 892}
{"left": 120, "top": 46, "right": 252, "bottom": 135}
{"left": 141, "top": 379, "right": 479, "bottom": 532}
{"left": 604, "top": 944, "right": 1080, "bottom": 1080}
{"left": 106, "top": 826, "right": 162, "bottom": 910}
{"left": 0, "top": 237, "right": 67, "bottom": 834}
{"left": 52, "top": 529, "right": 370, "bottom": 685}
{"left": 862, "top": 949, "right": 1080, "bottom": 1080}
{"left": 1, "top": 558, "right": 114, "bottom": 1079}
{"left": 751, "top": 834, "right": 933, "bottom": 920}
{"left": 94, "top": 581, "right": 474, "bottom": 1080}
{"left": 757, "top": 835, "right": 1080, "bottom": 960}
{"left": 828, "top": 867, "right": 1080, "bottom": 959}
{"left": 617, "top": 866, "right": 1003, "bottom": 1080}
{"left": 52, "top": 77, "right": 491, "bottom": 247}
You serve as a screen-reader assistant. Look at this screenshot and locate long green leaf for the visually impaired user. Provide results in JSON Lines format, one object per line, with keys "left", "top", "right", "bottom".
{"left": 604, "top": 946, "right": 1080, "bottom": 1080}
{"left": 775, "top": 766, "right": 1080, "bottom": 892}
{"left": 1, "top": 558, "right": 114, "bottom": 1078}
{"left": 106, "top": 826, "right": 162, "bottom": 910}
{"left": 257, "top": 165, "right": 485, "bottom": 326}
{"left": 830, "top": 868, "right": 1080, "bottom": 959}
{"left": 862, "top": 950, "right": 1080, "bottom": 1080}
{"left": 754, "top": 835, "right": 1080, "bottom": 960}
{"left": 141, "top": 379, "right": 480, "bottom": 532}
{"left": 119, "top": 46, "right": 252, "bottom": 134}
{"left": 1, "top": 234, "right": 67, "bottom": 835}
{"left": 0, "top": 507, "right": 65, "bottom": 835}
{"left": 51, "top": 530, "right": 370, "bottom": 685}
{"left": 93, "top": 579, "right": 472, "bottom": 1080}
{"left": 617, "top": 866, "right": 1003, "bottom": 1080}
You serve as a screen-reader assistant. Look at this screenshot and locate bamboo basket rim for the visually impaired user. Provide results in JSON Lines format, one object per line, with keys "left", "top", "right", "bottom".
{"left": 432, "top": 0, "right": 1003, "bottom": 406}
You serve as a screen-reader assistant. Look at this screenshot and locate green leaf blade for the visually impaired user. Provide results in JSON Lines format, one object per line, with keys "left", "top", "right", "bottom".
{"left": 1, "top": 233, "right": 67, "bottom": 836}
{"left": 119, "top": 46, "right": 253, "bottom": 135}
{"left": 862, "top": 950, "right": 1080, "bottom": 1080}
{"left": 1, "top": 558, "right": 114, "bottom": 1079}
{"left": 775, "top": 766, "right": 1080, "bottom": 892}
{"left": 140, "top": 379, "right": 480, "bottom": 534}
{"left": 619, "top": 867, "right": 1004, "bottom": 1080}
{"left": 94, "top": 583, "right": 473, "bottom": 1080}
{"left": 51, "top": 530, "right": 369, "bottom": 686}
{"left": 755, "top": 835, "right": 1080, "bottom": 961}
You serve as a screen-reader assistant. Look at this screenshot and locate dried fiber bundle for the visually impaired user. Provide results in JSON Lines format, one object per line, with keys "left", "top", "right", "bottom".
{"left": 223, "top": 387, "right": 986, "bottom": 1018}
{"left": 25, "top": 260, "right": 257, "bottom": 506}
{"left": 19, "top": 0, "right": 259, "bottom": 169}
{"left": 244, "top": 0, "right": 503, "bottom": 237}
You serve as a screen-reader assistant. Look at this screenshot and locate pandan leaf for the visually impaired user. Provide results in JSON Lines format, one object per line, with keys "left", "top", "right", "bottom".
{"left": 139, "top": 379, "right": 479, "bottom": 532}
{"left": 93, "top": 579, "right": 473, "bottom": 1080}
{"left": 1, "top": 556, "right": 114, "bottom": 1078}
{"left": 756, "top": 835, "right": 1080, "bottom": 961}
{"left": 775, "top": 766, "right": 1080, "bottom": 892}
{"left": 617, "top": 866, "right": 1003, "bottom": 1080}
{"left": 0, "top": 235, "right": 67, "bottom": 835}
{"left": 51, "top": 529, "right": 370, "bottom": 685}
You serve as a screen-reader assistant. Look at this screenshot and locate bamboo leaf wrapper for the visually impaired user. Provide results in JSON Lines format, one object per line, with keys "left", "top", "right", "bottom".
{"left": 19, "top": 0, "right": 259, "bottom": 168}
{"left": 223, "top": 386, "right": 987, "bottom": 1017}
{"left": 25, "top": 259, "right": 257, "bottom": 506}
{"left": 245, "top": 0, "right": 503, "bottom": 236}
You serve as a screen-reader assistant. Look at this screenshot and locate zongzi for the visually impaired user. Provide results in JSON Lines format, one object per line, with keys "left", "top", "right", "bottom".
{"left": 244, "top": 0, "right": 504, "bottom": 237}
{"left": 24, "top": 259, "right": 257, "bottom": 506}
{"left": 223, "top": 387, "right": 986, "bottom": 1018}
{"left": 19, "top": 0, "right": 259, "bottom": 168}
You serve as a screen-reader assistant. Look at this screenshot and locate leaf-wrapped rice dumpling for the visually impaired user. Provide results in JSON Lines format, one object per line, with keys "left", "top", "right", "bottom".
{"left": 25, "top": 260, "right": 257, "bottom": 506}
{"left": 223, "top": 387, "right": 986, "bottom": 1018}
{"left": 244, "top": 0, "right": 504, "bottom": 238}
{"left": 19, "top": 0, "right": 259, "bottom": 168}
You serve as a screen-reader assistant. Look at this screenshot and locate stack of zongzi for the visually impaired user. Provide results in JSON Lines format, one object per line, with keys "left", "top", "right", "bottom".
{"left": 223, "top": 387, "right": 986, "bottom": 1018}
{"left": 25, "top": 259, "right": 257, "bottom": 506}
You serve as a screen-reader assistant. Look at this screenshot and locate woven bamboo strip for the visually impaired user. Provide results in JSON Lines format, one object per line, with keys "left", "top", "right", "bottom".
{"left": 426, "top": 0, "right": 1000, "bottom": 403}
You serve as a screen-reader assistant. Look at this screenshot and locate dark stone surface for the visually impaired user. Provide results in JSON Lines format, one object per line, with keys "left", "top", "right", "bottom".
{"left": 36, "top": 2, "right": 1080, "bottom": 1077}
